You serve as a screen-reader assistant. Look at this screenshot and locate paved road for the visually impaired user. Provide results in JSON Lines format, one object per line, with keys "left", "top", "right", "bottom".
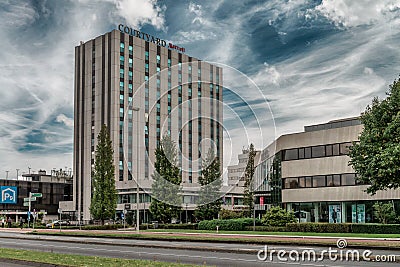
{"left": 0, "top": 232, "right": 398, "bottom": 266}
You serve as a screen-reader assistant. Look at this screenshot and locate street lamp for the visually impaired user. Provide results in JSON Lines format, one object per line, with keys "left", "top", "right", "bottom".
{"left": 132, "top": 107, "right": 140, "bottom": 233}
{"left": 185, "top": 203, "right": 188, "bottom": 224}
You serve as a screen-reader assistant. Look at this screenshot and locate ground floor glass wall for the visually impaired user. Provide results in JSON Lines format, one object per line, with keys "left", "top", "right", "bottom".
{"left": 287, "top": 200, "right": 400, "bottom": 223}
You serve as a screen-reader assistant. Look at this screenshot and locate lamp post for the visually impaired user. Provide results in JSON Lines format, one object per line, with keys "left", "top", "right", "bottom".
{"left": 16, "top": 169, "right": 20, "bottom": 179}
{"left": 132, "top": 107, "right": 140, "bottom": 233}
{"left": 185, "top": 203, "right": 188, "bottom": 224}
{"left": 5, "top": 171, "right": 9, "bottom": 180}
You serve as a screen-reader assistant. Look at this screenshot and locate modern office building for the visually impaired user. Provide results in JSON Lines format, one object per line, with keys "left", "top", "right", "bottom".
{"left": 254, "top": 117, "right": 400, "bottom": 223}
{"left": 0, "top": 169, "right": 73, "bottom": 222}
{"left": 70, "top": 25, "right": 223, "bottom": 221}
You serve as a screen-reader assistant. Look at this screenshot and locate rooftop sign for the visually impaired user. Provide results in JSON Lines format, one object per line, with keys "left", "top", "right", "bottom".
{"left": 118, "top": 24, "right": 185, "bottom": 53}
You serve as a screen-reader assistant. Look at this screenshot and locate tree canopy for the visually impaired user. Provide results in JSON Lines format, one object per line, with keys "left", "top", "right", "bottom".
{"left": 149, "top": 134, "right": 182, "bottom": 223}
{"left": 89, "top": 124, "right": 117, "bottom": 224}
{"left": 349, "top": 78, "right": 400, "bottom": 194}
{"left": 195, "top": 148, "right": 222, "bottom": 220}
{"left": 243, "top": 144, "right": 257, "bottom": 217}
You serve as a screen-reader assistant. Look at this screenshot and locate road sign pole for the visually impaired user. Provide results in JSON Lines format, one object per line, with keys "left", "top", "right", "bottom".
{"left": 28, "top": 192, "right": 31, "bottom": 228}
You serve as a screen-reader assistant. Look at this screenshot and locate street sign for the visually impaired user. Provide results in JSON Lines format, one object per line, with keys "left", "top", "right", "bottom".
{"left": 23, "top": 197, "right": 36, "bottom": 202}
{"left": 23, "top": 202, "right": 29, "bottom": 206}
{"left": 31, "top": 193, "right": 42, "bottom": 198}
{"left": 121, "top": 213, "right": 125, "bottom": 219}
{"left": 124, "top": 203, "right": 131, "bottom": 210}
{"left": 58, "top": 208, "right": 62, "bottom": 214}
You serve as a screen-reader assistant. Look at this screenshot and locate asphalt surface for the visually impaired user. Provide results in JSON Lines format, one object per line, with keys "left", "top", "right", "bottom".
{"left": 0, "top": 231, "right": 398, "bottom": 266}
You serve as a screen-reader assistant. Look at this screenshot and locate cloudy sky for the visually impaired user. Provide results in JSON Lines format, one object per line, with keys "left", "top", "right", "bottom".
{"left": 1, "top": 0, "right": 400, "bottom": 177}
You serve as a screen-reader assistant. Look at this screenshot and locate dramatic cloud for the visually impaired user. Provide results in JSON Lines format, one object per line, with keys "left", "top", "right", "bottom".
{"left": 1, "top": 0, "right": 400, "bottom": 176}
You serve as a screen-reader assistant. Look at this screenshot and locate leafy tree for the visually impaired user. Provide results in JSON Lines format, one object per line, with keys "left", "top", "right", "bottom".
{"left": 349, "top": 78, "right": 400, "bottom": 194}
{"left": 373, "top": 202, "right": 396, "bottom": 224}
{"left": 149, "top": 134, "right": 182, "bottom": 223}
{"left": 243, "top": 144, "right": 257, "bottom": 218}
{"left": 262, "top": 206, "right": 297, "bottom": 227}
{"left": 195, "top": 148, "right": 222, "bottom": 220}
{"left": 89, "top": 124, "right": 117, "bottom": 225}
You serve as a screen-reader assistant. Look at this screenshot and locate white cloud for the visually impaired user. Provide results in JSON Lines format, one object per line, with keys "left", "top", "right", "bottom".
{"left": 112, "top": 0, "right": 166, "bottom": 30}
{"left": 56, "top": 114, "right": 74, "bottom": 127}
{"left": 315, "top": 0, "right": 400, "bottom": 28}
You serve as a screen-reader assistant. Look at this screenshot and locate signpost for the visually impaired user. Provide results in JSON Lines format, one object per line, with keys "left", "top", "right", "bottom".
{"left": 58, "top": 208, "right": 62, "bottom": 232}
{"left": 23, "top": 192, "right": 42, "bottom": 228}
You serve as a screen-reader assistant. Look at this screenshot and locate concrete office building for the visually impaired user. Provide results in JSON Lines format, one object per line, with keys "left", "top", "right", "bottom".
{"left": 254, "top": 117, "right": 400, "bottom": 223}
{"left": 0, "top": 169, "right": 73, "bottom": 222}
{"left": 223, "top": 148, "right": 261, "bottom": 211}
{"left": 70, "top": 26, "right": 223, "bottom": 221}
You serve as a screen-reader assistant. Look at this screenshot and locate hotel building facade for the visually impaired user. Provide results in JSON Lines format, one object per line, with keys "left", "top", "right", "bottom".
{"left": 254, "top": 117, "right": 400, "bottom": 223}
{"left": 69, "top": 27, "right": 223, "bottom": 221}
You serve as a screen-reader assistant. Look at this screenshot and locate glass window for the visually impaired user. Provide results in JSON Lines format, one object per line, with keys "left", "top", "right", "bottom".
{"left": 332, "top": 144, "right": 340, "bottom": 155}
{"left": 284, "top": 148, "right": 298, "bottom": 160}
{"left": 285, "top": 178, "right": 299, "bottom": 189}
{"left": 313, "top": 175, "right": 326, "bottom": 187}
{"left": 298, "top": 148, "right": 305, "bottom": 159}
{"left": 342, "top": 173, "right": 356, "bottom": 186}
{"left": 312, "top": 145, "right": 326, "bottom": 158}
{"left": 326, "top": 145, "right": 333, "bottom": 156}
{"left": 327, "top": 174, "right": 341, "bottom": 186}
{"left": 305, "top": 176, "right": 312, "bottom": 187}
{"left": 304, "top": 147, "right": 311, "bottom": 158}
{"left": 120, "top": 55, "right": 124, "bottom": 61}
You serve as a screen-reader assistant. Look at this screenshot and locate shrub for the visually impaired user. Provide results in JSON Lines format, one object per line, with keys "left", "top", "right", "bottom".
{"left": 286, "top": 223, "right": 352, "bottom": 233}
{"left": 198, "top": 219, "right": 244, "bottom": 231}
{"left": 373, "top": 202, "right": 396, "bottom": 224}
{"left": 219, "top": 209, "right": 243, "bottom": 220}
{"left": 82, "top": 224, "right": 123, "bottom": 230}
{"left": 262, "top": 206, "right": 297, "bottom": 227}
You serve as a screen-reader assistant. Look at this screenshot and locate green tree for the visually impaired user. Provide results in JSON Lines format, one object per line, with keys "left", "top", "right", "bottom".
{"left": 262, "top": 206, "right": 297, "bottom": 227}
{"left": 243, "top": 144, "right": 257, "bottom": 218}
{"left": 89, "top": 124, "right": 117, "bottom": 225}
{"left": 349, "top": 78, "right": 400, "bottom": 194}
{"left": 373, "top": 202, "right": 396, "bottom": 224}
{"left": 195, "top": 148, "right": 222, "bottom": 220}
{"left": 149, "top": 134, "right": 182, "bottom": 223}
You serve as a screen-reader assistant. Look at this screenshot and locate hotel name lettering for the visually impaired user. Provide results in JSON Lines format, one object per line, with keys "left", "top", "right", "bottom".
{"left": 118, "top": 24, "right": 185, "bottom": 53}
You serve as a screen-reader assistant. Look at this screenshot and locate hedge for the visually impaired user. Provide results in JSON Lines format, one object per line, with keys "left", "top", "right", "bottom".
{"left": 198, "top": 219, "right": 244, "bottom": 231}
{"left": 81, "top": 224, "right": 123, "bottom": 230}
{"left": 244, "top": 225, "right": 287, "bottom": 232}
{"left": 351, "top": 223, "right": 400, "bottom": 234}
{"left": 286, "top": 223, "right": 352, "bottom": 233}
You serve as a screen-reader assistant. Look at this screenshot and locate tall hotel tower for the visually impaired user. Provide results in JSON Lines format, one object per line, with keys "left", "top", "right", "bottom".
{"left": 73, "top": 26, "right": 223, "bottom": 221}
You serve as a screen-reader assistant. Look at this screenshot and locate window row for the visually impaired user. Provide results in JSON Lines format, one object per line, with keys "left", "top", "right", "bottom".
{"left": 282, "top": 142, "right": 352, "bottom": 161}
{"left": 283, "top": 173, "right": 367, "bottom": 189}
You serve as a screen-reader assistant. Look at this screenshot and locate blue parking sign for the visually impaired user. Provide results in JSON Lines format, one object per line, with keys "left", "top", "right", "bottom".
{"left": 1, "top": 186, "right": 17, "bottom": 204}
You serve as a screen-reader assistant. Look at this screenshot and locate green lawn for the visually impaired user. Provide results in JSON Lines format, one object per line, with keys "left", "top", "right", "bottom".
{"left": 0, "top": 248, "right": 200, "bottom": 267}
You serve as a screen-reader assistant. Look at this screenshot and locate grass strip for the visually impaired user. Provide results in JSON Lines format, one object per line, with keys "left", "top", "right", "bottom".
{"left": 0, "top": 247, "right": 199, "bottom": 267}
{"left": 27, "top": 231, "right": 400, "bottom": 249}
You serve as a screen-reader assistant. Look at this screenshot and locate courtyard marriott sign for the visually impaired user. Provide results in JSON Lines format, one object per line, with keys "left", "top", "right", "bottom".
{"left": 118, "top": 24, "right": 186, "bottom": 53}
